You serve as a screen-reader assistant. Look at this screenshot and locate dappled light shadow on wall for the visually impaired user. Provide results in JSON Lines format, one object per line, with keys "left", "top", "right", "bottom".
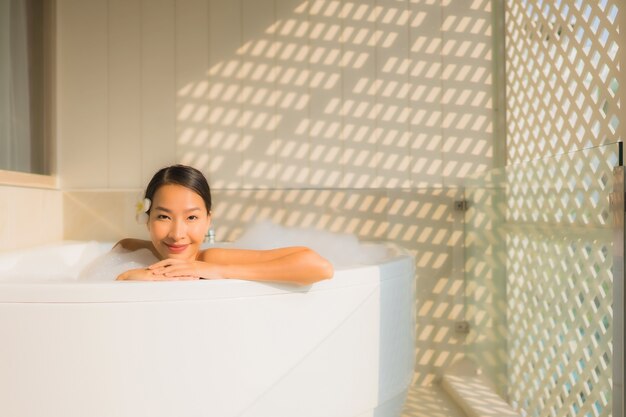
{"left": 401, "top": 385, "right": 465, "bottom": 417}
{"left": 175, "top": 0, "right": 493, "bottom": 188}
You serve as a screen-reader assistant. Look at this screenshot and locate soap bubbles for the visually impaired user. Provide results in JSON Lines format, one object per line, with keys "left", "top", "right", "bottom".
{"left": 78, "top": 246, "right": 158, "bottom": 281}
{"left": 0, "top": 241, "right": 103, "bottom": 282}
{"left": 231, "top": 220, "right": 389, "bottom": 268}
{"left": 0, "top": 221, "right": 390, "bottom": 282}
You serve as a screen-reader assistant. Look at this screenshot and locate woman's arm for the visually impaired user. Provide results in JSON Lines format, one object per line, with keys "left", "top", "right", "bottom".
{"left": 149, "top": 247, "right": 334, "bottom": 286}
{"left": 116, "top": 268, "right": 198, "bottom": 281}
{"left": 114, "top": 239, "right": 167, "bottom": 281}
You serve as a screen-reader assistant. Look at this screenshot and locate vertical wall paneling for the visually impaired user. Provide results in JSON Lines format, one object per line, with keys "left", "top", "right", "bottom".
{"left": 339, "top": 0, "right": 377, "bottom": 189}
{"left": 57, "top": 0, "right": 108, "bottom": 188}
{"left": 440, "top": 0, "right": 493, "bottom": 187}
{"left": 308, "top": 0, "right": 343, "bottom": 188}
{"left": 408, "top": 0, "right": 442, "bottom": 187}
{"left": 241, "top": 0, "right": 278, "bottom": 188}
{"left": 108, "top": 0, "right": 142, "bottom": 188}
{"left": 140, "top": 0, "right": 177, "bottom": 184}
{"left": 275, "top": 0, "right": 311, "bottom": 188}
{"left": 175, "top": 0, "right": 211, "bottom": 175}
{"left": 375, "top": 0, "right": 410, "bottom": 188}
{"left": 207, "top": 0, "right": 244, "bottom": 188}
{"left": 57, "top": 0, "right": 496, "bottom": 190}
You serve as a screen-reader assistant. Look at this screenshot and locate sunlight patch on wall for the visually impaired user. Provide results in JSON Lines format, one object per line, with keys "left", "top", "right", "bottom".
{"left": 174, "top": 0, "right": 494, "bottom": 189}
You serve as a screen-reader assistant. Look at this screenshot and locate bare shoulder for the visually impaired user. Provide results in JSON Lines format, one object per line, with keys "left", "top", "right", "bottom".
{"left": 113, "top": 238, "right": 153, "bottom": 252}
{"left": 199, "top": 247, "right": 231, "bottom": 262}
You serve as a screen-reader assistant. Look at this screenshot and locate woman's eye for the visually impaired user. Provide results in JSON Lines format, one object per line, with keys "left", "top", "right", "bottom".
{"left": 188, "top": 215, "right": 198, "bottom": 221}
{"left": 156, "top": 214, "right": 170, "bottom": 220}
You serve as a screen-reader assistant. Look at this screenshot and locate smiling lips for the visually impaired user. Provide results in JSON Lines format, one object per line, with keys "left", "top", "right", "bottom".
{"left": 165, "top": 243, "right": 189, "bottom": 254}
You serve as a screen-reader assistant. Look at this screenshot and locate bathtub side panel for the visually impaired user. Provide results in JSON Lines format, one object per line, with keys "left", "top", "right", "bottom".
{"left": 239, "top": 267, "right": 415, "bottom": 417}
{"left": 0, "top": 281, "right": 387, "bottom": 417}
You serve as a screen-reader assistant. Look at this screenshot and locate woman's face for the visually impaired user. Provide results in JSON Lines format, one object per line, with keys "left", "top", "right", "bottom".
{"left": 147, "top": 184, "right": 211, "bottom": 261}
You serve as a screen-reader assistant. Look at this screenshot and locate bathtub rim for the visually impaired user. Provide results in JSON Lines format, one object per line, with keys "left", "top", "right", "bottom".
{"left": 0, "top": 241, "right": 415, "bottom": 303}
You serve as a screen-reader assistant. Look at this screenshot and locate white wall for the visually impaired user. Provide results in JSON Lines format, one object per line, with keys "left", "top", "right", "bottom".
{"left": 57, "top": 0, "right": 494, "bottom": 190}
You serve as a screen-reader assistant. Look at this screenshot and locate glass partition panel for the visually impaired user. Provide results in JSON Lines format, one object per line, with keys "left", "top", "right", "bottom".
{"left": 464, "top": 142, "right": 622, "bottom": 417}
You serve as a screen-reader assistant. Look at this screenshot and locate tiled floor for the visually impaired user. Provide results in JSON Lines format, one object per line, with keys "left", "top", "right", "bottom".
{"left": 401, "top": 384, "right": 467, "bottom": 417}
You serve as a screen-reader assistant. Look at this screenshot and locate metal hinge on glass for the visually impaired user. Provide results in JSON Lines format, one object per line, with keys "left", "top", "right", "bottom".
{"left": 454, "top": 199, "right": 468, "bottom": 211}
{"left": 454, "top": 321, "right": 470, "bottom": 334}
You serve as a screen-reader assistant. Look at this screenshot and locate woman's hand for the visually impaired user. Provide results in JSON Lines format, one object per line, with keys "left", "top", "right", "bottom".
{"left": 147, "top": 259, "right": 223, "bottom": 280}
{"left": 115, "top": 267, "right": 199, "bottom": 281}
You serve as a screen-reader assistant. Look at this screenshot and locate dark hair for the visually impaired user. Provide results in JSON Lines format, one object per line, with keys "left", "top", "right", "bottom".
{"left": 145, "top": 165, "right": 212, "bottom": 213}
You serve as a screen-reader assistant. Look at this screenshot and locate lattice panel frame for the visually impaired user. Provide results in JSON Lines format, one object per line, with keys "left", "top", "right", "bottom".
{"left": 506, "top": 0, "right": 620, "bottom": 164}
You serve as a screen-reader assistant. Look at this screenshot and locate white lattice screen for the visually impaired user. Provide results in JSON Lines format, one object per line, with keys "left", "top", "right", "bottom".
{"left": 506, "top": 0, "right": 620, "bottom": 163}
{"left": 465, "top": 144, "right": 619, "bottom": 416}
{"left": 502, "top": 0, "right": 621, "bottom": 416}
{"left": 506, "top": 145, "right": 618, "bottom": 417}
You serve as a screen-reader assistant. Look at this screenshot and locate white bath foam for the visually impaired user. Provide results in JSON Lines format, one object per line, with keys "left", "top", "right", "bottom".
{"left": 232, "top": 220, "right": 389, "bottom": 268}
{"left": 77, "top": 222, "right": 389, "bottom": 280}
{"left": 78, "top": 246, "right": 159, "bottom": 281}
{"left": 0, "top": 241, "right": 103, "bottom": 281}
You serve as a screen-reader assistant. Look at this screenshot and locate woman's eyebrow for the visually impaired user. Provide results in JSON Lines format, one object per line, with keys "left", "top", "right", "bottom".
{"left": 153, "top": 206, "right": 201, "bottom": 212}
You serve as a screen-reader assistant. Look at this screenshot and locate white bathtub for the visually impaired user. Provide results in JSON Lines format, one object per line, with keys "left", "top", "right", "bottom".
{"left": 0, "top": 241, "right": 415, "bottom": 417}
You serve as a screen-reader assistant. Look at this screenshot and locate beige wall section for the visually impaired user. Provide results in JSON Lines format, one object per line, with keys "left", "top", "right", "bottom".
{"left": 57, "top": 0, "right": 177, "bottom": 189}
{"left": 409, "top": 0, "right": 442, "bottom": 187}
{"left": 57, "top": 0, "right": 109, "bottom": 188}
{"left": 441, "top": 0, "right": 493, "bottom": 186}
{"left": 56, "top": 0, "right": 494, "bottom": 189}
{"left": 176, "top": 0, "right": 210, "bottom": 180}
{"left": 141, "top": 0, "right": 178, "bottom": 185}
{"left": 340, "top": 0, "right": 377, "bottom": 189}
{"left": 108, "top": 0, "right": 142, "bottom": 187}
{"left": 275, "top": 0, "right": 310, "bottom": 187}
{"left": 0, "top": 186, "right": 63, "bottom": 251}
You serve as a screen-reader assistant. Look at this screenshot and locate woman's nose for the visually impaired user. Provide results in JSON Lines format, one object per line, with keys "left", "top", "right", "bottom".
{"left": 169, "top": 220, "right": 186, "bottom": 240}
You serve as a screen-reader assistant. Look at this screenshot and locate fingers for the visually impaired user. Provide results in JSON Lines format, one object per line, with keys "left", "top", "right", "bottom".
{"left": 148, "top": 260, "right": 199, "bottom": 278}
{"left": 148, "top": 258, "right": 183, "bottom": 270}
{"left": 162, "top": 265, "right": 198, "bottom": 278}
{"left": 122, "top": 259, "right": 215, "bottom": 280}
{"left": 148, "top": 259, "right": 191, "bottom": 276}
{"left": 116, "top": 266, "right": 199, "bottom": 281}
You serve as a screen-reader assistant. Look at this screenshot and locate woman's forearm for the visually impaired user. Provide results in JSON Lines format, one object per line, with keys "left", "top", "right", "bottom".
{"left": 210, "top": 249, "right": 333, "bottom": 285}
{"left": 205, "top": 247, "right": 334, "bottom": 285}
{"left": 125, "top": 246, "right": 334, "bottom": 285}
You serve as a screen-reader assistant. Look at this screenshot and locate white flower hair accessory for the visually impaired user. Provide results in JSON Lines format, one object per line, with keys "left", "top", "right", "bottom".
{"left": 135, "top": 198, "right": 151, "bottom": 224}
